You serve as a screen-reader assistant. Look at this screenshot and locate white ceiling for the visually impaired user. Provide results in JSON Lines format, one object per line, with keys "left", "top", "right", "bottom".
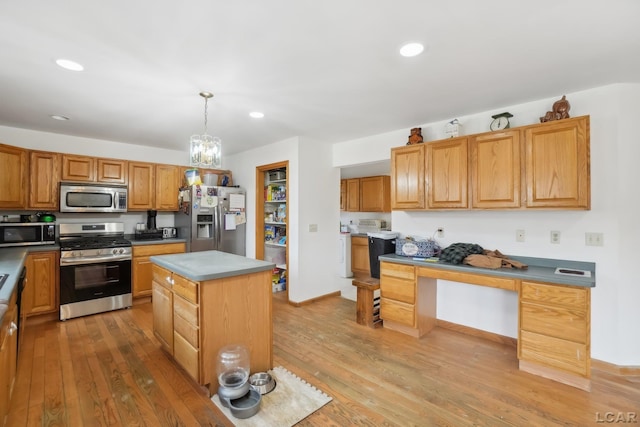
{"left": 1, "top": 1, "right": 639, "bottom": 157}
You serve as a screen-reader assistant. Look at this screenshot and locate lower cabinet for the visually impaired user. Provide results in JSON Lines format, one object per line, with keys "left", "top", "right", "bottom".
{"left": 379, "top": 262, "right": 417, "bottom": 328}
{"left": 152, "top": 279, "right": 174, "bottom": 354}
{"left": 0, "top": 288, "right": 18, "bottom": 425}
{"left": 351, "top": 236, "right": 370, "bottom": 276}
{"left": 23, "top": 251, "right": 59, "bottom": 316}
{"left": 133, "top": 243, "right": 185, "bottom": 298}
{"left": 518, "top": 281, "right": 591, "bottom": 384}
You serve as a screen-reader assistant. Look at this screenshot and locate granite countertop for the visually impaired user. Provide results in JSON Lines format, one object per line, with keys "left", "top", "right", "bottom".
{"left": 150, "top": 250, "right": 275, "bottom": 282}
{"left": 0, "top": 247, "right": 29, "bottom": 303}
{"left": 379, "top": 253, "right": 596, "bottom": 288}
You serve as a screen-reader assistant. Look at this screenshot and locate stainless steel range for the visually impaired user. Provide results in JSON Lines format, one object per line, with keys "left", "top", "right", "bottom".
{"left": 59, "top": 222, "right": 132, "bottom": 321}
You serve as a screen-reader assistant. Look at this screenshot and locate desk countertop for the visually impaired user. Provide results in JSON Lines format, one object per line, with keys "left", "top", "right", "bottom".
{"left": 150, "top": 250, "right": 275, "bottom": 282}
{"left": 378, "top": 254, "right": 595, "bottom": 288}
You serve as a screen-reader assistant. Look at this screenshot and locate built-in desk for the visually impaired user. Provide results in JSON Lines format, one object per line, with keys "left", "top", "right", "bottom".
{"left": 378, "top": 254, "right": 595, "bottom": 391}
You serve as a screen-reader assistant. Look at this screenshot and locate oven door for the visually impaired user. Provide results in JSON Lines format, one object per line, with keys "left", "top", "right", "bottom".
{"left": 60, "top": 259, "right": 132, "bottom": 305}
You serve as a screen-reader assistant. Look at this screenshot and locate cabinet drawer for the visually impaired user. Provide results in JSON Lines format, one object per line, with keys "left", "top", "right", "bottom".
{"left": 174, "top": 313, "right": 199, "bottom": 348}
{"left": 174, "top": 331, "right": 200, "bottom": 381}
{"left": 152, "top": 265, "right": 174, "bottom": 289}
{"left": 133, "top": 243, "right": 185, "bottom": 257}
{"left": 380, "top": 276, "right": 415, "bottom": 304}
{"left": 380, "top": 298, "right": 415, "bottom": 327}
{"left": 521, "top": 282, "right": 587, "bottom": 309}
{"left": 380, "top": 262, "right": 415, "bottom": 281}
{"left": 520, "top": 302, "right": 586, "bottom": 343}
{"left": 173, "top": 274, "right": 198, "bottom": 303}
{"left": 519, "top": 330, "right": 588, "bottom": 376}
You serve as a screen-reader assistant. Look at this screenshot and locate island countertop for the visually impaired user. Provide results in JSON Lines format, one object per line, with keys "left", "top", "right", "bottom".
{"left": 150, "top": 250, "right": 275, "bottom": 282}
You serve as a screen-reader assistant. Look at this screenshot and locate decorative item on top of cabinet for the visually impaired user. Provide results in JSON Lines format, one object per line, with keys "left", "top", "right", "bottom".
{"left": 407, "top": 127, "right": 423, "bottom": 145}
{"left": 445, "top": 119, "right": 461, "bottom": 138}
{"left": 0, "top": 143, "right": 28, "bottom": 209}
{"left": 540, "top": 95, "right": 570, "bottom": 123}
{"left": 489, "top": 112, "right": 513, "bottom": 131}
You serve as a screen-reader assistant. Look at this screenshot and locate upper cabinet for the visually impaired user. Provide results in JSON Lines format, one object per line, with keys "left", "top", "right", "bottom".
{"left": 341, "top": 176, "right": 391, "bottom": 212}
{"left": 29, "top": 151, "right": 60, "bottom": 210}
{"left": 426, "top": 137, "right": 468, "bottom": 209}
{"left": 0, "top": 144, "right": 28, "bottom": 209}
{"left": 525, "top": 117, "right": 590, "bottom": 209}
{"left": 62, "top": 154, "right": 128, "bottom": 184}
{"left": 128, "top": 162, "right": 180, "bottom": 211}
{"left": 391, "top": 144, "right": 425, "bottom": 210}
{"left": 469, "top": 130, "right": 521, "bottom": 209}
{"left": 390, "top": 116, "right": 590, "bottom": 211}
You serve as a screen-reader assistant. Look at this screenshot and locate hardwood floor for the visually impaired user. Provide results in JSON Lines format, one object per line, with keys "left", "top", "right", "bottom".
{"left": 7, "top": 293, "right": 640, "bottom": 426}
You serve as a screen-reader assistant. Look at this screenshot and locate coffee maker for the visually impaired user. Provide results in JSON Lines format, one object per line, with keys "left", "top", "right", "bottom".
{"left": 146, "top": 210, "right": 157, "bottom": 231}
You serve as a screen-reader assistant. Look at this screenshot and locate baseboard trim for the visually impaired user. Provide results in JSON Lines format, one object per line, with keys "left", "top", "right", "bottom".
{"left": 591, "top": 359, "right": 640, "bottom": 376}
{"left": 289, "top": 291, "right": 342, "bottom": 307}
{"left": 436, "top": 319, "right": 517, "bottom": 348}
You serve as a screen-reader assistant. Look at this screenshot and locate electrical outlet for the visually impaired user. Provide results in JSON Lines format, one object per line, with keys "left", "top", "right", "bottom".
{"left": 437, "top": 227, "right": 444, "bottom": 238}
{"left": 308, "top": 224, "right": 318, "bottom": 232}
{"left": 516, "top": 229, "right": 525, "bottom": 242}
{"left": 550, "top": 231, "right": 561, "bottom": 244}
{"left": 585, "top": 232, "right": 603, "bottom": 246}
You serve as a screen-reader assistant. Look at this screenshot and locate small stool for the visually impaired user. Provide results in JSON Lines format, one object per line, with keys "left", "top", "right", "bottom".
{"left": 352, "top": 277, "right": 382, "bottom": 328}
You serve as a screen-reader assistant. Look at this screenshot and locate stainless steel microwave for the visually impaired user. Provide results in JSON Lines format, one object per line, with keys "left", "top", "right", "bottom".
{"left": 60, "top": 183, "right": 128, "bottom": 213}
{"left": 0, "top": 223, "right": 56, "bottom": 247}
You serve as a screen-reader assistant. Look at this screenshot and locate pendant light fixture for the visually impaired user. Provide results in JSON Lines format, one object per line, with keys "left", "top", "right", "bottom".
{"left": 190, "top": 91, "right": 221, "bottom": 168}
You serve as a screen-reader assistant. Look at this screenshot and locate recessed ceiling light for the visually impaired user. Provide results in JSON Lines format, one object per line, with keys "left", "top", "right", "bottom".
{"left": 55, "top": 59, "right": 84, "bottom": 71}
{"left": 50, "top": 115, "right": 70, "bottom": 121}
{"left": 249, "top": 111, "right": 264, "bottom": 119}
{"left": 399, "top": 42, "right": 424, "bottom": 57}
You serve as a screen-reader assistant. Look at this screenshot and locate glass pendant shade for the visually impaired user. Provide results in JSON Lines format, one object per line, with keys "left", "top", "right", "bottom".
{"left": 189, "top": 92, "right": 221, "bottom": 168}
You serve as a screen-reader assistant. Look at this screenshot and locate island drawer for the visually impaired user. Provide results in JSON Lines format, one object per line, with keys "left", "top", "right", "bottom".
{"left": 174, "top": 331, "right": 200, "bottom": 381}
{"left": 173, "top": 274, "right": 199, "bottom": 303}
{"left": 173, "top": 296, "right": 199, "bottom": 348}
{"left": 152, "top": 265, "right": 174, "bottom": 289}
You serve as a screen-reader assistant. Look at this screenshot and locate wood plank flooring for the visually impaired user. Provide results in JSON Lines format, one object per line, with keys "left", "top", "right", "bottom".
{"left": 6, "top": 293, "right": 640, "bottom": 426}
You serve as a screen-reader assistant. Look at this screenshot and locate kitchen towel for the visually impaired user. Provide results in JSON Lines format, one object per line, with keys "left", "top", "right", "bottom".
{"left": 211, "top": 366, "right": 332, "bottom": 426}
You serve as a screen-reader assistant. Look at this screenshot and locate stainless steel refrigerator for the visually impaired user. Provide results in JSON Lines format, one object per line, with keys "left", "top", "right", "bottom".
{"left": 175, "top": 185, "right": 246, "bottom": 255}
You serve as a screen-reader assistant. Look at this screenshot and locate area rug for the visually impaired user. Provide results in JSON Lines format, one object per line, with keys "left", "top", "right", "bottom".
{"left": 211, "top": 366, "right": 332, "bottom": 426}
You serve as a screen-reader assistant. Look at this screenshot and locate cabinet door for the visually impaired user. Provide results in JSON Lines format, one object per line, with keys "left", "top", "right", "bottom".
{"left": 133, "top": 243, "right": 185, "bottom": 297}
{"left": 24, "top": 252, "right": 58, "bottom": 316}
{"left": 0, "top": 144, "right": 28, "bottom": 209}
{"left": 360, "top": 176, "right": 391, "bottom": 212}
{"left": 340, "top": 180, "right": 346, "bottom": 211}
{"left": 351, "top": 236, "right": 370, "bottom": 275}
{"left": 426, "top": 137, "right": 468, "bottom": 209}
{"left": 470, "top": 131, "right": 521, "bottom": 208}
{"left": 28, "top": 151, "right": 60, "bottom": 210}
{"left": 155, "top": 164, "right": 180, "bottom": 211}
{"left": 152, "top": 281, "right": 174, "bottom": 354}
{"left": 391, "top": 145, "right": 425, "bottom": 209}
{"left": 128, "top": 161, "right": 155, "bottom": 210}
{"left": 346, "top": 179, "right": 360, "bottom": 211}
{"left": 97, "top": 158, "right": 128, "bottom": 184}
{"left": 524, "top": 116, "right": 590, "bottom": 209}
{"left": 62, "top": 154, "right": 96, "bottom": 182}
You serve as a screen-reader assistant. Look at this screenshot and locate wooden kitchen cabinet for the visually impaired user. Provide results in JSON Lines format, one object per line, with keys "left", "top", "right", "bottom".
{"left": 426, "top": 137, "right": 468, "bottom": 209}
{"left": 346, "top": 179, "right": 360, "bottom": 211}
{"left": 132, "top": 242, "right": 185, "bottom": 298}
{"left": 23, "top": 251, "right": 59, "bottom": 316}
{"left": 524, "top": 116, "right": 590, "bottom": 209}
{"left": 0, "top": 288, "right": 18, "bottom": 425}
{"left": 379, "top": 262, "right": 416, "bottom": 328}
{"left": 62, "top": 154, "right": 128, "bottom": 184}
{"left": 519, "top": 280, "right": 591, "bottom": 388}
{"left": 469, "top": 130, "right": 521, "bottom": 209}
{"left": 152, "top": 276, "right": 174, "bottom": 354}
{"left": 340, "top": 179, "right": 346, "bottom": 211}
{"left": 351, "top": 236, "right": 370, "bottom": 276}
{"left": 28, "top": 151, "right": 60, "bottom": 210}
{"left": 391, "top": 144, "right": 425, "bottom": 210}
{"left": 128, "top": 161, "right": 180, "bottom": 211}
{"left": 0, "top": 144, "right": 28, "bottom": 209}
{"left": 359, "top": 176, "right": 391, "bottom": 212}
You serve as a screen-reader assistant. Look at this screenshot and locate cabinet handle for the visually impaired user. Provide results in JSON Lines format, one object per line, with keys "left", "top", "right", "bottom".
{"left": 8, "top": 322, "right": 17, "bottom": 335}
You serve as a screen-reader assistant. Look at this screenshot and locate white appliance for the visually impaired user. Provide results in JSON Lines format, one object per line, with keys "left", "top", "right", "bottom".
{"left": 338, "top": 233, "right": 352, "bottom": 278}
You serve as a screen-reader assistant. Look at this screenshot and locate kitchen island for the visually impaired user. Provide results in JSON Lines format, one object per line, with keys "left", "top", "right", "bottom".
{"left": 150, "top": 250, "right": 275, "bottom": 396}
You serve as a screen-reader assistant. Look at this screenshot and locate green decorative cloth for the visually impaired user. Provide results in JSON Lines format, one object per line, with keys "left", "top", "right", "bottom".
{"left": 439, "top": 243, "right": 484, "bottom": 264}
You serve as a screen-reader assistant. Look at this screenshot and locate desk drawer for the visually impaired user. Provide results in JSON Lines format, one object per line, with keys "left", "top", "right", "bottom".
{"left": 381, "top": 262, "right": 415, "bottom": 281}
{"left": 380, "top": 276, "right": 415, "bottom": 303}
{"left": 520, "top": 302, "right": 586, "bottom": 343}
{"left": 519, "top": 330, "right": 588, "bottom": 376}
{"left": 380, "top": 298, "right": 415, "bottom": 327}
{"left": 521, "top": 282, "right": 587, "bottom": 309}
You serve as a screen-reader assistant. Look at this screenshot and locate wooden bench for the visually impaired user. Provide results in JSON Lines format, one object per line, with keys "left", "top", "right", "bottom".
{"left": 352, "top": 276, "right": 382, "bottom": 328}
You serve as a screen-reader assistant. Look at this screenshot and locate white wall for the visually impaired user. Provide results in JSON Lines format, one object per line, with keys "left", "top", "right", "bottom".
{"left": 225, "top": 136, "right": 341, "bottom": 303}
{"left": 332, "top": 83, "right": 640, "bottom": 366}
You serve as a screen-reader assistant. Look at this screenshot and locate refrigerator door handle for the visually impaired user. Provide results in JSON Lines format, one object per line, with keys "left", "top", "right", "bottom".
{"left": 216, "top": 204, "right": 222, "bottom": 248}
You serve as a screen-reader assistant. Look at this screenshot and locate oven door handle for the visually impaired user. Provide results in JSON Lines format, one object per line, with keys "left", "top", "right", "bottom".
{"left": 60, "top": 255, "right": 132, "bottom": 266}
